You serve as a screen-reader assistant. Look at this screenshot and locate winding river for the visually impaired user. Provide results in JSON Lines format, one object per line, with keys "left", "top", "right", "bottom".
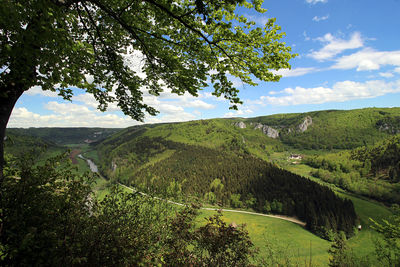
{"left": 78, "top": 154, "right": 98, "bottom": 173}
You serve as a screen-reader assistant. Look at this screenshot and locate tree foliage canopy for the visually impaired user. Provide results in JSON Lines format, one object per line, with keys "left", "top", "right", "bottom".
{"left": 0, "top": 0, "right": 295, "bottom": 120}
{"left": 0, "top": 153, "right": 257, "bottom": 265}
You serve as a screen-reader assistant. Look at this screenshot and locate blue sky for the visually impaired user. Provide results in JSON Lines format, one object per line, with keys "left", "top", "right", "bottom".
{"left": 8, "top": 0, "right": 400, "bottom": 128}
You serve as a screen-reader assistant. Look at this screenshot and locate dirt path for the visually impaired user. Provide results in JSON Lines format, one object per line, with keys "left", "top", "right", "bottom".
{"left": 69, "top": 149, "right": 81, "bottom": 164}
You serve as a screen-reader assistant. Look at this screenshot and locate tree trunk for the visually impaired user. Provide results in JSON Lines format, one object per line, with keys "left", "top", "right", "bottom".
{"left": 0, "top": 88, "right": 23, "bottom": 184}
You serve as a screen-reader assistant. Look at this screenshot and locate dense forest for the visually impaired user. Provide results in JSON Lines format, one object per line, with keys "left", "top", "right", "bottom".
{"left": 4, "top": 131, "right": 63, "bottom": 158}
{"left": 97, "top": 136, "right": 357, "bottom": 239}
{"left": 304, "top": 135, "right": 400, "bottom": 204}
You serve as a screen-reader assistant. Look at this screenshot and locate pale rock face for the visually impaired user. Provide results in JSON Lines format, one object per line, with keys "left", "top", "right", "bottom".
{"left": 298, "top": 116, "right": 313, "bottom": 132}
{"left": 253, "top": 123, "right": 263, "bottom": 130}
{"left": 262, "top": 125, "right": 280, "bottom": 139}
{"left": 111, "top": 160, "right": 118, "bottom": 172}
{"left": 233, "top": 121, "right": 247, "bottom": 129}
{"left": 253, "top": 123, "right": 279, "bottom": 138}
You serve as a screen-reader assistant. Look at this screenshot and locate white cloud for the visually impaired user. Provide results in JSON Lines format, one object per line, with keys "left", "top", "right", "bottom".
{"left": 144, "top": 112, "right": 197, "bottom": 124}
{"left": 224, "top": 107, "right": 253, "bottom": 118}
{"left": 257, "top": 79, "right": 400, "bottom": 106}
{"left": 45, "top": 101, "right": 91, "bottom": 116}
{"left": 273, "top": 67, "right": 317, "bottom": 77}
{"left": 70, "top": 86, "right": 215, "bottom": 120}
{"left": 332, "top": 48, "right": 400, "bottom": 71}
{"left": 395, "top": 67, "right": 400, "bottom": 74}
{"left": 142, "top": 87, "right": 215, "bottom": 110}
{"left": 309, "top": 32, "right": 363, "bottom": 61}
{"left": 244, "top": 14, "right": 269, "bottom": 27}
{"left": 72, "top": 93, "right": 122, "bottom": 112}
{"left": 379, "top": 72, "right": 394, "bottom": 78}
{"left": 312, "top": 15, "right": 329, "bottom": 22}
{"left": 306, "top": 0, "right": 328, "bottom": 4}
{"left": 9, "top": 99, "right": 202, "bottom": 128}
{"left": 11, "top": 89, "right": 212, "bottom": 127}
{"left": 8, "top": 105, "right": 137, "bottom": 128}
{"left": 201, "top": 92, "right": 228, "bottom": 102}
{"left": 25, "top": 86, "right": 59, "bottom": 97}
{"left": 158, "top": 103, "right": 184, "bottom": 114}
{"left": 181, "top": 99, "right": 214, "bottom": 109}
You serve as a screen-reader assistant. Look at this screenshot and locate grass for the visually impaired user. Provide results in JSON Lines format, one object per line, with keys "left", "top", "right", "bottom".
{"left": 83, "top": 149, "right": 100, "bottom": 163}
{"left": 198, "top": 209, "right": 331, "bottom": 266}
{"left": 343, "top": 193, "right": 391, "bottom": 263}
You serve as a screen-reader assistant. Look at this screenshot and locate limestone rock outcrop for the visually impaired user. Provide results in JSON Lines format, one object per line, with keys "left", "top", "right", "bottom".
{"left": 297, "top": 116, "right": 313, "bottom": 132}
{"left": 253, "top": 123, "right": 279, "bottom": 138}
{"left": 233, "top": 121, "right": 247, "bottom": 129}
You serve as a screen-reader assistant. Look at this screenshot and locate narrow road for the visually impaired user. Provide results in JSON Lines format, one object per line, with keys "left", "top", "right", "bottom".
{"left": 81, "top": 155, "right": 306, "bottom": 227}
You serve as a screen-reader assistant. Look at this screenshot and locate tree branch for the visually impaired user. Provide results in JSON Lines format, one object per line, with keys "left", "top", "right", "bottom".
{"left": 142, "top": 0, "right": 245, "bottom": 69}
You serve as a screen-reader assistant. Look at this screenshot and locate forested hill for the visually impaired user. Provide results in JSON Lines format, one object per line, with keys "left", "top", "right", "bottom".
{"left": 95, "top": 108, "right": 400, "bottom": 167}
{"left": 6, "top": 127, "right": 122, "bottom": 145}
{"left": 4, "top": 131, "right": 60, "bottom": 157}
{"left": 97, "top": 135, "right": 357, "bottom": 239}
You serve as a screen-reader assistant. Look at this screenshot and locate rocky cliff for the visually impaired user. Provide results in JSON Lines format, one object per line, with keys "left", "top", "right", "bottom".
{"left": 233, "top": 121, "right": 247, "bottom": 129}
{"left": 233, "top": 116, "right": 312, "bottom": 139}
{"left": 253, "top": 123, "right": 280, "bottom": 139}
{"left": 297, "top": 116, "right": 313, "bottom": 133}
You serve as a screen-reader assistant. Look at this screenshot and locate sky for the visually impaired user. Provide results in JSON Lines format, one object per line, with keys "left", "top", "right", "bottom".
{"left": 8, "top": 0, "right": 400, "bottom": 128}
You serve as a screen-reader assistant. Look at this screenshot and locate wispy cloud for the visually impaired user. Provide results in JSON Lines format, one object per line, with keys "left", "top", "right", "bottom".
{"left": 332, "top": 48, "right": 400, "bottom": 71}
{"left": 379, "top": 72, "right": 394, "bottom": 78}
{"left": 224, "top": 107, "right": 254, "bottom": 118}
{"left": 306, "top": 0, "right": 328, "bottom": 4}
{"left": 309, "top": 32, "right": 363, "bottom": 61}
{"left": 8, "top": 105, "right": 137, "bottom": 128}
{"left": 256, "top": 79, "right": 400, "bottom": 106}
{"left": 273, "top": 67, "right": 318, "bottom": 78}
{"left": 25, "top": 86, "right": 59, "bottom": 97}
{"left": 312, "top": 15, "right": 329, "bottom": 22}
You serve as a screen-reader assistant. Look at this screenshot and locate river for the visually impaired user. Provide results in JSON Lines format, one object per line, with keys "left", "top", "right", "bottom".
{"left": 78, "top": 154, "right": 98, "bottom": 173}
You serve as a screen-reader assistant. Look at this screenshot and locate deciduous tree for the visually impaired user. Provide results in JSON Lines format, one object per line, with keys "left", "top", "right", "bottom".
{"left": 0, "top": 0, "right": 295, "bottom": 180}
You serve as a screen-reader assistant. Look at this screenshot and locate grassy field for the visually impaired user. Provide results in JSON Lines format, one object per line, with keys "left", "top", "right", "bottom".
{"left": 198, "top": 209, "right": 330, "bottom": 266}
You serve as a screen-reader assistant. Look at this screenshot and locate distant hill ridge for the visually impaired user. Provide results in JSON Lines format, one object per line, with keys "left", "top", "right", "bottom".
{"left": 6, "top": 127, "right": 122, "bottom": 145}
{"left": 231, "top": 107, "right": 400, "bottom": 149}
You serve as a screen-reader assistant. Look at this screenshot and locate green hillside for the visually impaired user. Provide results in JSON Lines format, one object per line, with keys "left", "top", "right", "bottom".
{"left": 4, "top": 131, "right": 65, "bottom": 162}
{"left": 238, "top": 107, "right": 400, "bottom": 150}
{"left": 303, "top": 134, "right": 400, "bottom": 203}
{"left": 6, "top": 127, "right": 122, "bottom": 145}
